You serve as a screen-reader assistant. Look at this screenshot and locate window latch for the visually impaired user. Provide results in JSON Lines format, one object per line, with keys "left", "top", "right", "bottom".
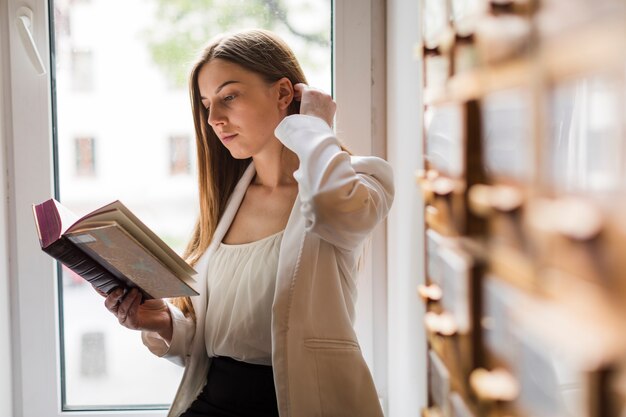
{"left": 15, "top": 6, "right": 47, "bottom": 76}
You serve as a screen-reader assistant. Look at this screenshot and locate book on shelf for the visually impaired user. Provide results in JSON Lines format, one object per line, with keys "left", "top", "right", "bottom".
{"left": 32, "top": 199, "right": 199, "bottom": 300}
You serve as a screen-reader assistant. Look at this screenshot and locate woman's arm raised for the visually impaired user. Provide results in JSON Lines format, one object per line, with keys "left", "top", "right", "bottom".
{"left": 275, "top": 84, "right": 394, "bottom": 251}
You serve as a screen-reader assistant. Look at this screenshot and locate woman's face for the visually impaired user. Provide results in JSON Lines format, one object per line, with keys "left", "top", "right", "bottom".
{"left": 197, "top": 58, "right": 291, "bottom": 159}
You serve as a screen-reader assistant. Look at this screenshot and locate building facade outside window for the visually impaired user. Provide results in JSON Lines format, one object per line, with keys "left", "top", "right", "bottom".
{"left": 169, "top": 135, "right": 191, "bottom": 176}
{"left": 75, "top": 136, "right": 96, "bottom": 176}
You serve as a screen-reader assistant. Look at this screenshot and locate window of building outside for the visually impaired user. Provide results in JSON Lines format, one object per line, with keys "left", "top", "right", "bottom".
{"left": 52, "top": 0, "right": 332, "bottom": 410}
{"left": 169, "top": 135, "right": 191, "bottom": 176}
{"left": 75, "top": 136, "right": 96, "bottom": 176}
{"left": 70, "top": 49, "right": 94, "bottom": 92}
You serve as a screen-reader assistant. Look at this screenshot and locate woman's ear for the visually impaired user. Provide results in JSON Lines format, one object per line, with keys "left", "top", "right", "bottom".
{"left": 275, "top": 77, "right": 294, "bottom": 110}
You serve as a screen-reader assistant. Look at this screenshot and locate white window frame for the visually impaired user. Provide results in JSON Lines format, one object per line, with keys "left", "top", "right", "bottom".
{"left": 1, "top": 2, "right": 15, "bottom": 415}
{"left": 334, "top": 0, "right": 389, "bottom": 410}
{"left": 2, "top": 0, "right": 391, "bottom": 416}
{"left": 385, "top": 0, "right": 426, "bottom": 415}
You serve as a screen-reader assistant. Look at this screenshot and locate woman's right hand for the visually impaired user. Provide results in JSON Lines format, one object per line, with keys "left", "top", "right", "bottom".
{"left": 293, "top": 83, "right": 336, "bottom": 128}
{"left": 100, "top": 287, "right": 173, "bottom": 343}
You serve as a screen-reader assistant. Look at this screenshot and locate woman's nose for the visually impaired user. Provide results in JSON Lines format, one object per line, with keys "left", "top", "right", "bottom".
{"left": 207, "top": 105, "right": 227, "bottom": 127}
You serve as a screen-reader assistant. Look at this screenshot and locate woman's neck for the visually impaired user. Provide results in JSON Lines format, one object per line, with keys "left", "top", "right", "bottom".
{"left": 251, "top": 140, "right": 299, "bottom": 188}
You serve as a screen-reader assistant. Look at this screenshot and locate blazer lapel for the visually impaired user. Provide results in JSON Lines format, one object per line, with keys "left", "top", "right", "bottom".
{"left": 271, "top": 193, "right": 306, "bottom": 416}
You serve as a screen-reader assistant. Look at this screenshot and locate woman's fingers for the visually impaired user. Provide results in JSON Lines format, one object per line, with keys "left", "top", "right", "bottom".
{"left": 101, "top": 287, "right": 168, "bottom": 332}
{"left": 104, "top": 287, "right": 125, "bottom": 312}
{"left": 294, "top": 84, "right": 336, "bottom": 127}
{"left": 293, "top": 83, "right": 307, "bottom": 101}
{"left": 103, "top": 287, "right": 142, "bottom": 328}
{"left": 93, "top": 286, "right": 109, "bottom": 298}
{"left": 117, "top": 288, "right": 140, "bottom": 324}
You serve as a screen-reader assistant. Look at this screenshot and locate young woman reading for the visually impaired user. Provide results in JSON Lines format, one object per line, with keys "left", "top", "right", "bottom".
{"left": 101, "top": 29, "right": 394, "bottom": 417}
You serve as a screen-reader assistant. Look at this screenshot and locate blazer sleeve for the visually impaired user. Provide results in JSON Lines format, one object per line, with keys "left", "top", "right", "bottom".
{"left": 141, "top": 302, "right": 195, "bottom": 367}
{"left": 275, "top": 114, "right": 394, "bottom": 251}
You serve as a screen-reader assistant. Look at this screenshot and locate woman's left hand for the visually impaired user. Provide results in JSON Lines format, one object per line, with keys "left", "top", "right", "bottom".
{"left": 294, "top": 83, "right": 336, "bottom": 128}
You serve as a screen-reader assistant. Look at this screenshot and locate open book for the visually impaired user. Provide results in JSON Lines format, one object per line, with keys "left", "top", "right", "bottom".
{"left": 33, "top": 199, "right": 199, "bottom": 299}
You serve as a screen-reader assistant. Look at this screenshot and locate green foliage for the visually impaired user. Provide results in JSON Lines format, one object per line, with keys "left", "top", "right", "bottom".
{"left": 144, "top": 0, "right": 329, "bottom": 88}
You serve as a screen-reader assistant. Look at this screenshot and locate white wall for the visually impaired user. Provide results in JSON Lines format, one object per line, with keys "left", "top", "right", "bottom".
{"left": 0, "top": 0, "right": 15, "bottom": 415}
{"left": 386, "top": 0, "right": 427, "bottom": 415}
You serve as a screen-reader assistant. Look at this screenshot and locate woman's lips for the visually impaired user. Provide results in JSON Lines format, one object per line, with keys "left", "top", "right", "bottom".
{"left": 221, "top": 133, "right": 237, "bottom": 143}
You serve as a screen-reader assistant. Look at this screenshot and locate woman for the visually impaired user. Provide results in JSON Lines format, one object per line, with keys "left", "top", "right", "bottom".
{"left": 103, "top": 29, "right": 394, "bottom": 417}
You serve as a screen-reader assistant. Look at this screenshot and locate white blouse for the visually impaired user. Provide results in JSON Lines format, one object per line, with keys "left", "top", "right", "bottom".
{"left": 203, "top": 230, "right": 284, "bottom": 366}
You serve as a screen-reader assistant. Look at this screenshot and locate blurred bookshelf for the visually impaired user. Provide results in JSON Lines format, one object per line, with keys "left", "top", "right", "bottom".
{"left": 417, "top": 1, "right": 626, "bottom": 416}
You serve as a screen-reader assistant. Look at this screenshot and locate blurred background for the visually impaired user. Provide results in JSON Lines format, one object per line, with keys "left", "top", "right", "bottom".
{"left": 418, "top": 1, "right": 626, "bottom": 417}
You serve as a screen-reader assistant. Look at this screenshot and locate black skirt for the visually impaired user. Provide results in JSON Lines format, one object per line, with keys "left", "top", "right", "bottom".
{"left": 179, "top": 356, "right": 279, "bottom": 417}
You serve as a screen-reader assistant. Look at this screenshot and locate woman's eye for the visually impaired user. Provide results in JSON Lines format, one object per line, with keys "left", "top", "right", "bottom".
{"left": 223, "top": 94, "right": 235, "bottom": 102}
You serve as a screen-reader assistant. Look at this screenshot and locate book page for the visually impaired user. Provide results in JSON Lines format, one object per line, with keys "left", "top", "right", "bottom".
{"left": 66, "top": 224, "right": 198, "bottom": 299}
{"left": 53, "top": 199, "right": 80, "bottom": 234}
{"left": 68, "top": 201, "right": 197, "bottom": 283}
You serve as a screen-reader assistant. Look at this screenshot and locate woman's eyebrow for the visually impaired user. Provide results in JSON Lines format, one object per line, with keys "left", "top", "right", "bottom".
{"left": 201, "top": 80, "right": 241, "bottom": 99}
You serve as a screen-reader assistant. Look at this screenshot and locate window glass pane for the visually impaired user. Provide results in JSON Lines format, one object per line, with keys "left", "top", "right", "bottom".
{"left": 52, "top": 0, "right": 331, "bottom": 409}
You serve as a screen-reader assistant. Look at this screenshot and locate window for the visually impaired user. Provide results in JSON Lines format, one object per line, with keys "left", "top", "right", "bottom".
{"left": 75, "top": 136, "right": 96, "bottom": 176}
{"left": 169, "top": 135, "right": 191, "bottom": 176}
{"left": 52, "top": 0, "right": 332, "bottom": 411}
{"left": 70, "top": 49, "right": 94, "bottom": 92}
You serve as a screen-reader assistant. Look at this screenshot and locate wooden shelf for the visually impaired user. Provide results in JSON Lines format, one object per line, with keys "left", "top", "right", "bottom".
{"left": 542, "top": 18, "right": 626, "bottom": 80}
{"left": 425, "top": 58, "right": 535, "bottom": 105}
{"left": 419, "top": 7, "right": 626, "bottom": 417}
{"left": 423, "top": 17, "right": 626, "bottom": 106}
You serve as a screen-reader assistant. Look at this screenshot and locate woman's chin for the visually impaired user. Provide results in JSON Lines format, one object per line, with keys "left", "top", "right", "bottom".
{"left": 227, "top": 149, "right": 252, "bottom": 160}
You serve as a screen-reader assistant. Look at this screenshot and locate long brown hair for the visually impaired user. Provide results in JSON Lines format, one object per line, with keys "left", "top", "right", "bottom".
{"left": 172, "top": 29, "right": 309, "bottom": 319}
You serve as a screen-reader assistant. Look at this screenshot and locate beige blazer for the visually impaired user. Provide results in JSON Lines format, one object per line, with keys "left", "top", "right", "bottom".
{"left": 142, "top": 115, "right": 394, "bottom": 417}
